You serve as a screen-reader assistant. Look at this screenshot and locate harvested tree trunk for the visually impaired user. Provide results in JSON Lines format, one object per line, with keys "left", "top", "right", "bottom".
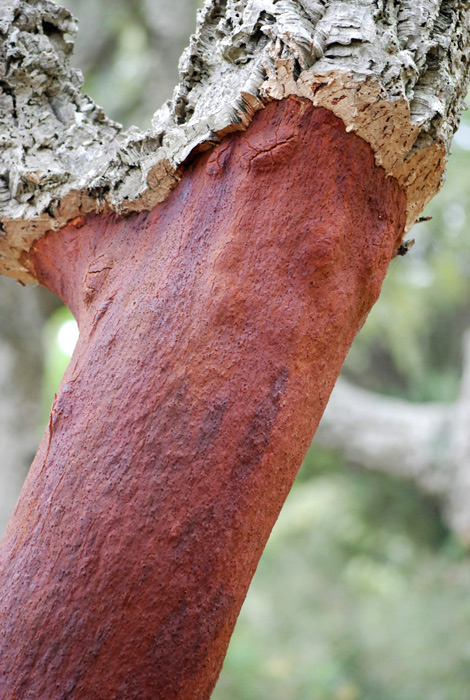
{"left": 1, "top": 1, "right": 470, "bottom": 698}
{"left": 0, "top": 97, "right": 406, "bottom": 699}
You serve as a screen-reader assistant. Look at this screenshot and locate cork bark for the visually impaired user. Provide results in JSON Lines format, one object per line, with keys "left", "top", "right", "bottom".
{"left": 0, "top": 99, "right": 406, "bottom": 699}
{"left": 1, "top": 0, "right": 469, "bottom": 281}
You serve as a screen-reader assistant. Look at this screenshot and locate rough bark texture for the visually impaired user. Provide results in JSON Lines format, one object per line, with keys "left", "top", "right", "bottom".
{"left": 0, "top": 99, "right": 406, "bottom": 699}
{"left": 1, "top": 0, "right": 469, "bottom": 281}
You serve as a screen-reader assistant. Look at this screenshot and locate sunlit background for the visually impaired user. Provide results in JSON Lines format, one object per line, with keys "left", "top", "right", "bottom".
{"left": 3, "top": 2, "right": 470, "bottom": 698}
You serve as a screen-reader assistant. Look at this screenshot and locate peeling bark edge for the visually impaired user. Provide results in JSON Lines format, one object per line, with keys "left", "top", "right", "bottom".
{"left": 1, "top": 0, "right": 469, "bottom": 282}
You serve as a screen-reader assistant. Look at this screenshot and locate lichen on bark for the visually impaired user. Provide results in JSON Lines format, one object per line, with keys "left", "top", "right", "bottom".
{"left": 1, "top": 0, "right": 469, "bottom": 281}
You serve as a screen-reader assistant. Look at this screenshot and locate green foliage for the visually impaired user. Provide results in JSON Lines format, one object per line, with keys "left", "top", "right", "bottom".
{"left": 66, "top": 0, "right": 196, "bottom": 129}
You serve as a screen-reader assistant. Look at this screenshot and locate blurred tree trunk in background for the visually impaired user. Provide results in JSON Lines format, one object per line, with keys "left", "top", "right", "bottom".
{"left": 317, "top": 353, "right": 470, "bottom": 542}
{"left": 0, "top": 279, "right": 56, "bottom": 531}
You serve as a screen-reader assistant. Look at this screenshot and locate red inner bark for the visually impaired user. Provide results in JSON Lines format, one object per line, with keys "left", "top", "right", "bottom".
{"left": 0, "top": 98, "right": 406, "bottom": 699}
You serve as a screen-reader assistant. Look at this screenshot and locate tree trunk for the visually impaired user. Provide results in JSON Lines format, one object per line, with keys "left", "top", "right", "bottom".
{"left": 1, "top": 1, "right": 470, "bottom": 698}
{"left": 0, "top": 98, "right": 405, "bottom": 699}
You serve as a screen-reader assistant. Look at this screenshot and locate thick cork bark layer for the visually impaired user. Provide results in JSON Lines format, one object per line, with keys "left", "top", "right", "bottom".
{"left": 0, "top": 99, "right": 406, "bottom": 699}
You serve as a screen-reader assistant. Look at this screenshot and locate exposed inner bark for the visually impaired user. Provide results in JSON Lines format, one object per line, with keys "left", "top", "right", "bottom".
{"left": 0, "top": 99, "right": 406, "bottom": 699}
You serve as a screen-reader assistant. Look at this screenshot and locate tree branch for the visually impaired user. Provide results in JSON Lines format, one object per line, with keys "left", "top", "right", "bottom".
{"left": 316, "top": 377, "right": 453, "bottom": 496}
{"left": 316, "top": 332, "right": 470, "bottom": 542}
{"left": 1, "top": 0, "right": 469, "bottom": 281}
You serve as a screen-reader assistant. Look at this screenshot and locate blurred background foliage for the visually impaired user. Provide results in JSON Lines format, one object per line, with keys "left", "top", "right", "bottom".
{"left": 37, "top": 1, "right": 470, "bottom": 697}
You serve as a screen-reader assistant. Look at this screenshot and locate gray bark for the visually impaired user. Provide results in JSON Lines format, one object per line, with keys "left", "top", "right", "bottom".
{"left": 1, "top": 0, "right": 469, "bottom": 281}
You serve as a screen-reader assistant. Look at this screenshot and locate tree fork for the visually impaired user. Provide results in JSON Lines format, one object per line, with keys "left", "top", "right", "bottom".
{"left": 0, "top": 98, "right": 406, "bottom": 698}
